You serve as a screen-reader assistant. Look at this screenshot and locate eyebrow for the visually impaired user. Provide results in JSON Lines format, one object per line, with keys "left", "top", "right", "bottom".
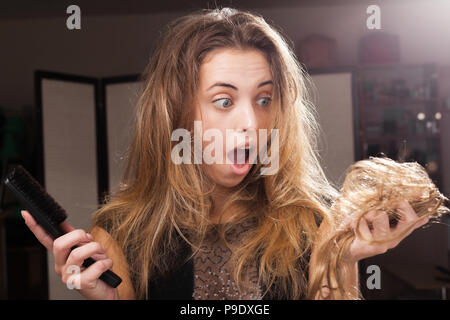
{"left": 207, "top": 80, "right": 273, "bottom": 91}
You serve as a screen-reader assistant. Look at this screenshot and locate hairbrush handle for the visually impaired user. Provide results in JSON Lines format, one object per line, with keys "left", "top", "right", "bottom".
{"left": 67, "top": 244, "right": 123, "bottom": 288}
{"left": 81, "top": 256, "right": 123, "bottom": 288}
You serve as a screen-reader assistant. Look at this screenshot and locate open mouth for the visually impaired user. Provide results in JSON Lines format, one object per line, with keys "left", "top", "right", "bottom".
{"left": 228, "top": 145, "right": 253, "bottom": 165}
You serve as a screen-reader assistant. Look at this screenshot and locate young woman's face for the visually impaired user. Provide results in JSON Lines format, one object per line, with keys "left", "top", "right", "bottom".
{"left": 194, "top": 48, "right": 274, "bottom": 188}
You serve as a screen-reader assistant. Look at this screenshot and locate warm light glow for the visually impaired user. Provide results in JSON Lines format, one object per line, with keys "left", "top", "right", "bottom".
{"left": 417, "top": 112, "right": 425, "bottom": 120}
{"left": 435, "top": 112, "right": 442, "bottom": 120}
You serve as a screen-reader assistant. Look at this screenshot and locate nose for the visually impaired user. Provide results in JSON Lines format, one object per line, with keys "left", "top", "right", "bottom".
{"left": 235, "top": 102, "right": 257, "bottom": 133}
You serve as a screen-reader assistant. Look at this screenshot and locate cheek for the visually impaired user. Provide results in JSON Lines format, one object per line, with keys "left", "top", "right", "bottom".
{"left": 193, "top": 105, "right": 202, "bottom": 122}
{"left": 256, "top": 108, "right": 274, "bottom": 130}
{"left": 196, "top": 110, "right": 227, "bottom": 158}
{"left": 202, "top": 162, "right": 226, "bottom": 187}
{"left": 202, "top": 162, "right": 222, "bottom": 179}
{"left": 201, "top": 130, "right": 228, "bottom": 164}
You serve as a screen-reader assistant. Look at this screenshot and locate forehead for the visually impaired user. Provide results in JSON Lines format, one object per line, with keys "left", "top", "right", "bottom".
{"left": 199, "top": 48, "right": 272, "bottom": 86}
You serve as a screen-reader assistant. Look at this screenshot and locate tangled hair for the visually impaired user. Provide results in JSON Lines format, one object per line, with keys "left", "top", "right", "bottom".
{"left": 90, "top": 7, "right": 339, "bottom": 299}
{"left": 307, "top": 156, "right": 450, "bottom": 299}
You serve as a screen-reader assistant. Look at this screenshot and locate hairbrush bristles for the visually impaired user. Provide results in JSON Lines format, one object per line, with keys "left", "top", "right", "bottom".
{"left": 4, "top": 165, "right": 67, "bottom": 238}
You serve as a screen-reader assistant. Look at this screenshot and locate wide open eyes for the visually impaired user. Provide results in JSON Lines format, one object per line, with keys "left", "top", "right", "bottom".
{"left": 212, "top": 96, "right": 272, "bottom": 110}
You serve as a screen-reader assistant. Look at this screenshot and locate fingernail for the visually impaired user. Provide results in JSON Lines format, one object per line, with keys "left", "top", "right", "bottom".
{"left": 86, "top": 233, "right": 93, "bottom": 240}
{"left": 21, "top": 211, "right": 27, "bottom": 222}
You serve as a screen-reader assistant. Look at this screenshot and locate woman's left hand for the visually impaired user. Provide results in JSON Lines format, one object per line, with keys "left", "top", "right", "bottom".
{"left": 342, "top": 200, "right": 430, "bottom": 264}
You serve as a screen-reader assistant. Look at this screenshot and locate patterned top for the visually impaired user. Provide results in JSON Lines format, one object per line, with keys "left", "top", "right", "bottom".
{"left": 192, "top": 218, "right": 262, "bottom": 300}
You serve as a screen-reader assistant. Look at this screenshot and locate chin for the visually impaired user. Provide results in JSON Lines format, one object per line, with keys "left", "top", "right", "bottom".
{"left": 208, "top": 168, "right": 246, "bottom": 189}
{"left": 218, "top": 177, "right": 244, "bottom": 188}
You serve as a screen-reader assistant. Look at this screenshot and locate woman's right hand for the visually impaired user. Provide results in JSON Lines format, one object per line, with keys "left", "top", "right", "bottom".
{"left": 21, "top": 210, "right": 118, "bottom": 300}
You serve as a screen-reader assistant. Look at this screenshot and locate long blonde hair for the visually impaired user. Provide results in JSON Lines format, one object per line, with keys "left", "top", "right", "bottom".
{"left": 90, "top": 7, "right": 339, "bottom": 299}
{"left": 308, "top": 156, "right": 449, "bottom": 299}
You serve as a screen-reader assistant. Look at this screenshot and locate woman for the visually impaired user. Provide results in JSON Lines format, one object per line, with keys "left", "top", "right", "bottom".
{"left": 22, "top": 7, "right": 429, "bottom": 300}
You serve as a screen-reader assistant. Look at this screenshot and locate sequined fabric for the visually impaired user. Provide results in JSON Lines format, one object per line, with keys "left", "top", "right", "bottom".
{"left": 192, "top": 219, "right": 262, "bottom": 300}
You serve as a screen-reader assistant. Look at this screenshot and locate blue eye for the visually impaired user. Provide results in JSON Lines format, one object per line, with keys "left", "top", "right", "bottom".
{"left": 213, "top": 98, "right": 232, "bottom": 109}
{"left": 258, "top": 97, "right": 272, "bottom": 107}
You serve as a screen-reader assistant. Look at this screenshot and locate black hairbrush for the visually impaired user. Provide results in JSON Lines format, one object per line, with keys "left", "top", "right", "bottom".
{"left": 4, "top": 165, "right": 122, "bottom": 288}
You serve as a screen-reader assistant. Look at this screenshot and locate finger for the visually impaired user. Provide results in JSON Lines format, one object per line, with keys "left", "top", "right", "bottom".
{"left": 53, "top": 229, "right": 91, "bottom": 266}
{"left": 396, "top": 200, "right": 420, "bottom": 228}
{"left": 364, "top": 209, "right": 378, "bottom": 224}
{"left": 79, "top": 259, "right": 113, "bottom": 290}
{"left": 371, "top": 211, "right": 390, "bottom": 240}
{"left": 404, "top": 216, "right": 430, "bottom": 236}
{"left": 356, "top": 216, "right": 372, "bottom": 241}
{"left": 65, "top": 242, "right": 106, "bottom": 271}
{"left": 90, "top": 252, "right": 109, "bottom": 261}
{"left": 338, "top": 216, "right": 354, "bottom": 231}
{"left": 21, "top": 210, "right": 54, "bottom": 251}
{"left": 64, "top": 244, "right": 107, "bottom": 267}
{"left": 416, "top": 216, "right": 430, "bottom": 228}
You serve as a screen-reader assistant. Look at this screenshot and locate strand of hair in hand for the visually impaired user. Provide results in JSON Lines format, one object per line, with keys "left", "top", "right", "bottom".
{"left": 307, "top": 156, "right": 450, "bottom": 300}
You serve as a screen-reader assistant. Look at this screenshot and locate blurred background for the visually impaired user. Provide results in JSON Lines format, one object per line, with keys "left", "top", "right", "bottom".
{"left": 0, "top": 0, "right": 449, "bottom": 299}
